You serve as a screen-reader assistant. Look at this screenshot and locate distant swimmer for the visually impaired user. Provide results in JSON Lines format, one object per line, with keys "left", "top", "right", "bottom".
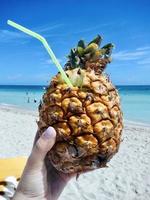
{"left": 34, "top": 98, "right": 37, "bottom": 103}
{"left": 27, "top": 97, "right": 30, "bottom": 103}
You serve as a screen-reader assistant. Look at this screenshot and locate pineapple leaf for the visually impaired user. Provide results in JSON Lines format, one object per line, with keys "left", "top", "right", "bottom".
{"left": 101, "top": 43, "right": 114, "bottom": 56}
{"left": 84, "top": 43, "right": 99, "bottom": 54}
{"left": 78, "top": 40, "right": 86, "bottom": 49}
{"left": 88, "top": 35, "right": 103, "bottom": 46}
{"left": 77, "top": 47, "right": 84, "bottom": 56}
{"left": 84, "top": 52, "right": 92, "bottom": 60}
{"left": 65, "top": 35, "right": 114, "bottom": 71}
{"left": 91, "top": 49, "right": 105, "bottom": 60}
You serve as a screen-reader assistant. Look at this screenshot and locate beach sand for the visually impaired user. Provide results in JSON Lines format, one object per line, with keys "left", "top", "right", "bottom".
{"left": 0, "top": 105, "right": 150, "bottom": 200}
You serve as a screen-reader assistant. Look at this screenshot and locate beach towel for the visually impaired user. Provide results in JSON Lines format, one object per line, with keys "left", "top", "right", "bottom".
{"left": 0, "top": 157, "right": 27, "bottom": 199}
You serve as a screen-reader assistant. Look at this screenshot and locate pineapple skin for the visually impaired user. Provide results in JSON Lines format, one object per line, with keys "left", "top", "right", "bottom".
{"left": 38, "top": 68, "right": 123, "bottom": 173}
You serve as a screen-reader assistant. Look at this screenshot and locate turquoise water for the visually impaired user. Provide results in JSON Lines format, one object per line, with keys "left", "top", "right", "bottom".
{"left": 0, "top": 85, "right": 150, "bottom": 123}
{"left": 0, "top": 85, "right": 44, "bottom": 110}
{"left": 117, "top": 85, "right": 150, "bottom": 123}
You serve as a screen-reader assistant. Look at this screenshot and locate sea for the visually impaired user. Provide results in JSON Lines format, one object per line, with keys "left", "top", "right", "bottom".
{"left": 0, "top": 85, "right": 150, "bottom": 123}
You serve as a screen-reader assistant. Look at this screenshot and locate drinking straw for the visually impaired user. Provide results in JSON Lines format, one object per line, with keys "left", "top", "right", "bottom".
{"left": 7, "top": 20, "right": 73, "bottom": 87}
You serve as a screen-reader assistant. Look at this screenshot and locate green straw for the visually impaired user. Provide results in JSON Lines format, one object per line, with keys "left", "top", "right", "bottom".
{"left": 7, "top": 20, "right": 73, "bottom": 87}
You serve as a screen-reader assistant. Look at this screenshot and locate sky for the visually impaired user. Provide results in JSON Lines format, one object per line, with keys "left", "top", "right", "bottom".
{"left": 0, "top": 0, "right": 150, "bottom": 85}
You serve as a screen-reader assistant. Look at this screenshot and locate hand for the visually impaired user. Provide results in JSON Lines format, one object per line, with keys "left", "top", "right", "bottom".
{"left": 13, "top": 127, "right": 75, "bottom": 200}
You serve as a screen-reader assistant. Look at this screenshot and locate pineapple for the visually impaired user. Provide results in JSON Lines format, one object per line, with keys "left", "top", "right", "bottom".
{"left": 38, "top": 35, "right": 123, "bottom": 173}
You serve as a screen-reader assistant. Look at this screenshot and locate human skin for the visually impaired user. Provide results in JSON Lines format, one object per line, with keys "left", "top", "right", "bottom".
{"left": 12, "top": 127, "right": 75, "bottom": 200}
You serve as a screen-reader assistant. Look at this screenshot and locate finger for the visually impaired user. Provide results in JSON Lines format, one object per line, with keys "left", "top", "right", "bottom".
{"left": 32, "top": 130, "right": 40, "bottom": 147}
{"left": 28, "top": 127, "right": 56, "bottom": 169}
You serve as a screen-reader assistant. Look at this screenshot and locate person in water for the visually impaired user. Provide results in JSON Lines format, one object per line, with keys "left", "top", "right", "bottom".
{"left": 27, "top": 97, "right": 30, "bottom": 103}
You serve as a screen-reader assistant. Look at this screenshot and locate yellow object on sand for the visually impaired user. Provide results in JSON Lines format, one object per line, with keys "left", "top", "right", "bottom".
{"left": 0, "top": 157, "right": 27, "bottom": 181}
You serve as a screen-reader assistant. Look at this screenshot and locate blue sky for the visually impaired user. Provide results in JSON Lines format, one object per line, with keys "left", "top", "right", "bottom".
{"left": 0, "top": 0, "right": 150, "bottom": 85}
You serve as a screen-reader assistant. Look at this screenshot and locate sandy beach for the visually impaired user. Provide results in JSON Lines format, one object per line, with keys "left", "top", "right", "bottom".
{"left": 0, "top": 105, "right": 150, "bottom": 200}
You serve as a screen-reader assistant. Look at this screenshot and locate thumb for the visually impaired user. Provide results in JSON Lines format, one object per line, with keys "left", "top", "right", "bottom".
{"left": 28, "top": 127, "right": 56, "bottom": 169}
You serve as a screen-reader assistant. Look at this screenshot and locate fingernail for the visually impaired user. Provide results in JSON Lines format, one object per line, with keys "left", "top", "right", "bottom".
{"left": 42, "top": 127, "right": 53, "bottom": 139}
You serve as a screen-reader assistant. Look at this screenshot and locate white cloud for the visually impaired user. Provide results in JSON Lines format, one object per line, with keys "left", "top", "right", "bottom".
{"left": 45, "top": 58, "right": 63, "bottom": 65}
{"left": 7, "top": 72, "right": 52, "bottom": 84}
{"left": 113, "top": 50, "right": 148, "bottom": 61}
{"left": 137, "top": 57, "right": 150, "bottom": 65}
{"left": 0, "top": 22, "right": 64, "bottom": 43}
{"left": 33, "top": 73, "right": 51, "bottom": 80}
{"left": 113, "top": 47, "right": 150, "bottom": 63}
{"left": 72, "top": 23, "right": 112, "bottom": 34}
{"left": 0, "top": 30, "right": 27, "bottom": 42}
{"left": 46, "top": 59, "right": 55, "bottom": 65}
{"left": 7, "top": 73, "right": 22, "bottom": 80}
{"left": 42, "top": 23, "right": 115, "bottom": 38}
{"left": 35, "top": 23, "right": 63, "bottom": 33}
{"left": 136, "top": 46, "right": 150, "bottom": 51}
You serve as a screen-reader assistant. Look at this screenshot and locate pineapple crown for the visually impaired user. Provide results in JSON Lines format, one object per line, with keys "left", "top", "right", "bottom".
{"left": 65, "top": 35, "right": 114, "bottom": 72}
